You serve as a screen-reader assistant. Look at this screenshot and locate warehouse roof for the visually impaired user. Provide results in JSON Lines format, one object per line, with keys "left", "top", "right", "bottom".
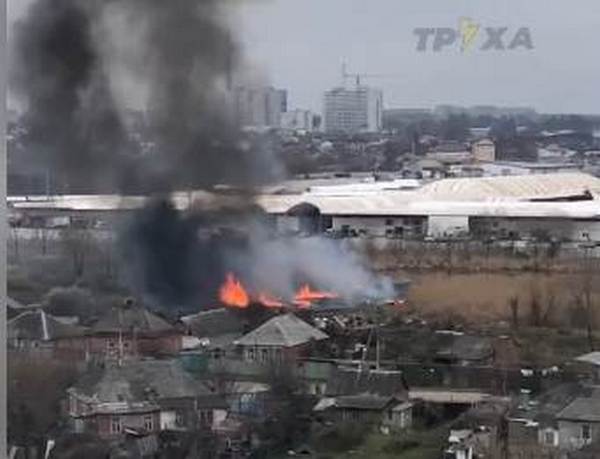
{"left": 257, "top": 194, "right": 600, "bottom": 218}
{"left": 9, "top": 173, "right": 600, "bottom": 219}
{"left": 418, "top": 173, "right": 600, "bottom": 201}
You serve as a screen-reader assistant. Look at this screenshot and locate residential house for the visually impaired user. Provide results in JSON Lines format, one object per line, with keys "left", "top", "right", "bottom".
{"left": 316, "top": 395, "right": 412, "bottom": 432}
{"left": 557, "top": 395, "right": 600, "bottom": 452}
{"left": 67, "top": 359, "right": 228, "bottom": 439}
{"left": 315, "top": 367, "right": 413, "bottom": 433}
{"left": 567, "top": 441, "right": 600, "bottom": 459}
{"left": 180, "top": 307, "right": 248, "bottom": 359}
{"left": 233, "top": 313, "right": 328, "bottom": 364}
{"left": 573, "top": 351, "right": 600, "bottom": 383}
{"left": 472, "top": 138, "right": 496, "bottom": 162}
{"left": 443, "top": 401, "right": 509, "bottom": 459}
{"left": 433, "top": 333, "right": 494, "bottom": 367}
{"left": 7, "top": 309, "right": 87, "bottom": 360}
{"left": 507, "top": 383, "right": 600, "bottom": 458}
{"left": 226, "top": 381, "right": 271, "bottom": 418}
{"left": 86, "top": 300, "right": 183, "bottom": 361}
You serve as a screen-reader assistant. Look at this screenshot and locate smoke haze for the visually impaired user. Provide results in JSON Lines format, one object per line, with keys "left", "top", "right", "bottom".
{"left": 12, "top": 0, "right": 396, "bottom": 310}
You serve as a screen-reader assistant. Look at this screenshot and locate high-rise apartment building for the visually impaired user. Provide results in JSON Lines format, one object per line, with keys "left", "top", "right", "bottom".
{"left": 232, "top": 86, "right": 287, "bottom": 128}
{"left": 323, "top": 86, "right": 383, "bottom": 133}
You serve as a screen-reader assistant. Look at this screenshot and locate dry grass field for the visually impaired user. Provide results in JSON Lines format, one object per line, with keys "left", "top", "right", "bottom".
{"left": 400, "top": 271, "right": 600, "bottom": 327}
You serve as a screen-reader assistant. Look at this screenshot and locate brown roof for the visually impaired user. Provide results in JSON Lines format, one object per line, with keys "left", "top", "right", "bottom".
{"left": 326, "top": 367, "right": 409, "bottom": 398}
{"left": 180, "top": 308, "right": 247, "bottom": 338}
{"left": 91, "top": 304, "right": 175, "bottom": 335}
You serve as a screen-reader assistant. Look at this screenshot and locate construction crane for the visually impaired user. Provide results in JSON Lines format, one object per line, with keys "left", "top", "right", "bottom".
{"left": 341, "top": 62, "right": 403, "bottom": 86}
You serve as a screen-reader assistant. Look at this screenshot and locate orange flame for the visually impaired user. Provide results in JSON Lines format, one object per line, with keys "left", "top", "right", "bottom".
{"left": 257, "top": 292, "right": 284, "bottom": 308}
{"left": 219, "top": 273, "right": 249, "bottom": 308}
{"left": 295, "top": 300, "right": 312, "bottom": 310}
{"left": 294, "top": 284, "right": 338, "bottom": 306}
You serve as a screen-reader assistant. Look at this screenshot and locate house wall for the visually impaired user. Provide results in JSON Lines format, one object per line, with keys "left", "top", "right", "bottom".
{"left": 331, "top": 215, "right": 426, "bottom": 238}
{"left": 276, "top": 212, "right": 600, "bottom": 242}
{"left": 160, "top": 410, "right": 177, "bottom": 430}
{"left": 470, "top": 217, "right": 600, "bottom": 242}
{"left": 334, "top": 408, "right": 382, "bottom": 425}
{"left": 86, "top": 333, "right": 182, "bottom": 360}
{"left": 79, "top": 411, "right": 160, "bottom": 437}
{"left": 558, "top": 420, "right": 600, "bottom": 451}
{"left": 240, "top": 344, "right": 307, "bottom": 363}
{"left": 103, "top": 412, "right": 160, "bottom": 436}
{"left": 385, "top": 406, "right": 412, "bottom": 430}
{"left": 212, "top": 409, "right": 228, "bottom": 430}
{"left": 473, "top": 142, "right": 496, "bottom": 162}
{"left": 427, "top": 216, "right": 469, "bottom": 238}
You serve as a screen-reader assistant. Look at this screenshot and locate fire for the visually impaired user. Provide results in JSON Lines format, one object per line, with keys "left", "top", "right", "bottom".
{"left": 219, "top": 273, "right": 249, "bottom": 308}
{"left": 257, "top": 292, "right": 284, "bottom": 308}
{"left": 218, "top": 276, "right": 339, "bottom": 310}
{"left": 294, "top": 300, "right": 312, "bottom": 310}
{"left": 294, "top": 284, "right": 338, "bottom": 305}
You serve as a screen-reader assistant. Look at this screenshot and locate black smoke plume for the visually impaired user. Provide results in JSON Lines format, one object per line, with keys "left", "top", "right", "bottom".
{"left": 12, "top": 0, "right": 396, "bottom": 310}
{"left": 10, "top": 0, "right": 269, "bottom": 193}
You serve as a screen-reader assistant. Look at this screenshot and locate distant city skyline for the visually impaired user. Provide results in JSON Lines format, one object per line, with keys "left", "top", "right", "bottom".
{"left": 9, "top": 0, "right": 600, "bottom": 115}
{"left": 236, "top": 0, "right": 600, "bottom": 115}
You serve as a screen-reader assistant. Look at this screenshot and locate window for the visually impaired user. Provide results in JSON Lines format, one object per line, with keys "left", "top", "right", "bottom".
{"left": 69, "top": 395, "right": 77, "bottom": 415}
{"left": 199, "top": 410, "right": 213, "bottom": 426}
{"left": 385, "top": 218, "right": 394, "bottom": 226}
{"left": 581, "top": 424, "right": 592, "bottom": 442}
{"left": 543, "top": 430, "right": 556, "bottom": 446}
{"left": 143, "top": 414, "right": 154, "bottom": 431}
{"left": 261, "top": 349, "right": 269, "bottom": 363}
{"left": 110, "top": 416, "right": 122, "bottom": 434}
{"left": 175, "top": 410, "right": 185, "bottom": 427}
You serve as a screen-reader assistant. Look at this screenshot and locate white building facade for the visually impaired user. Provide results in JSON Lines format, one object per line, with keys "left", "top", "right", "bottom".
{"left": 323, "top": 86, "right": 383, "bottom": 133}
{"left": 281, "top": 109, "right": 314, "bottom": 132}
{"left": 232, "top": 86, "right": 287, "bottom": 128}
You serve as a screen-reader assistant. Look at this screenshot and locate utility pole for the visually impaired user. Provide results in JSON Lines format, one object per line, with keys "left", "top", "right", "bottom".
{"left": 118, "top": 304, "right": 123, "bottom": 367}
{"left": 582, "top": 242, "right": 595, "bottom": 351}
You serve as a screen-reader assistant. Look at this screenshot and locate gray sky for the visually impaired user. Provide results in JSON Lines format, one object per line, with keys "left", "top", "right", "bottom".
{"left": 236, "top": 0, "right": 600, "bottom": 114}
{"left": 9, "top": 0, "right": 600, "bottom": 115}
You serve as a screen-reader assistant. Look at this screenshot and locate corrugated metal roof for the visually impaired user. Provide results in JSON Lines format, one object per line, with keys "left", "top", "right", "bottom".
{"left": 9, "top": 173, "right": 600, "bottom": 219}
{"left": 257, "top": 194, "right": 600, "bottom": 218}
{"left": 418, "top": 173, "right": 600, "bottom": 202}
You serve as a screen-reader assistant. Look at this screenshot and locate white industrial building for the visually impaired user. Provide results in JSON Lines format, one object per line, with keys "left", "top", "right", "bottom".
{"left": 257, "top": 173, "right": 600, "bottom": 241}
{"left": 323, "top": 85, "right": 383, "bottom": 133}
{"left": 8, "top": 173, "right": 600, "bottom": 243}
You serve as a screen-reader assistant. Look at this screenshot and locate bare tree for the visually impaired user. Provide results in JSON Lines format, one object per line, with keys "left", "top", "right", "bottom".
{"left": 508, "top": 296, "right": 519, "bottom": 330}
{"left": 60, "top": 227, "right": 92, "bottom": 278}
{"left": 528, "top": 286, "right": 542, "bottom": 327}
